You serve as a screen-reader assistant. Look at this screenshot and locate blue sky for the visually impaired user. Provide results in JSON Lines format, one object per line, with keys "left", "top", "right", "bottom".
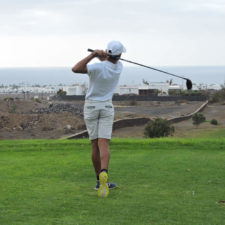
{"left": 0, "top": 0, "right": 225, "bottom": 67}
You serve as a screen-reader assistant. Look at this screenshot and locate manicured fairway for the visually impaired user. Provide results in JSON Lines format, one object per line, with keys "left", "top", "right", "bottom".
{"left": 0, "top": 138, "right": 224, "bottom": 225}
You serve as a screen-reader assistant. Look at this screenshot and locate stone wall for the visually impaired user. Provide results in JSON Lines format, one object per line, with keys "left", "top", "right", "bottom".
{"left": 29, "top": 103, "right": 83, "bottom": 116}
{"left": 113, "top": 117, "right": 151, "bottom": 130}
{"left": 55, "top": 95, "right": 207, "bottom": 102}
{"left": 168, "top": 100, "right": 208, "bottom": 124}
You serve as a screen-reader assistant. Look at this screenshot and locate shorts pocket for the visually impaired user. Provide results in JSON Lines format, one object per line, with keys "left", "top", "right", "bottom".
{"left": 101, "top": 104, "right": 114, "bottom": 117}
{"left": 105, "top": 105, "right": 113, "bottom": 109}
{"left": 87, "top": 106, "right": 95, "bottom": 109}
{"left": 84, "top": 104, "right": 98, "bottom": 120}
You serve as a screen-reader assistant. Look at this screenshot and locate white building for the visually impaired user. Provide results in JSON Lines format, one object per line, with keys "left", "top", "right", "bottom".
{"left": 116, "top": 83, "right": 181, "bottom": 96}
{"left": 138, "top": 83, "right": 171, "bottom": 95}
{"left": 206, "top": 84, "right": 221, "bottom": 90}
{"left": 168, "top": 84, "right": 182, "bottom": 93}
{"left": 117, "top": 85, "right": 139, "bottom": 95}
{"left": 148, "top": 82, "right": 170, "bottom": 95}
{"left": 62, "top": 84, "right": 87, "bottom": 96}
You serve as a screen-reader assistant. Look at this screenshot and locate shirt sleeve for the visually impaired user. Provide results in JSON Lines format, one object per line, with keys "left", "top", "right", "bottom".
{"left": 87, "top": 63, "right": 102, "bottom": 77}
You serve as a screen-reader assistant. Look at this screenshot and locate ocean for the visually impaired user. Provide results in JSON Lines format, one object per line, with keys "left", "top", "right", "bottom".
{"left": 0, "top": 66, "right": 225, "bottom": 86}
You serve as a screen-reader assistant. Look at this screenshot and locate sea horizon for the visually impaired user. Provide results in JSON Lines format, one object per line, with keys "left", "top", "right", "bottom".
{"left": 0, "top": 66, "right": 225, "bottom": 86}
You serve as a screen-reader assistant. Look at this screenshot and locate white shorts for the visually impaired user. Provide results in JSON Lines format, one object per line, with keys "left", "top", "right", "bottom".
{"left": 84, "top": 100, "right": 114, "bottom": 140}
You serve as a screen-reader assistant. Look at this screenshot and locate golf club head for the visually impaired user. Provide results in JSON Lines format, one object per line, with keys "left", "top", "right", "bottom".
{"left": 186, "top": 79, "right": 192, "bottom": 90}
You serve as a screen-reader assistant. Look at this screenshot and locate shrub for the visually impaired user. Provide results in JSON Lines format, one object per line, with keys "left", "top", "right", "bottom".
{"left": 210, "top": 119, "right": 218, "bottom": 125}
{"left": 144, "top": 118, "right": 175, "bottom": 138}
{"left": 128, "top": 99, "right": 137, "bottom": 106}
{"left": 192, "top": 113, "right": 206, "bottom": 127}
{"left": 4, "top": 97, "right": 14, "bottom": 102}
{"left": 42, "top": 127, "right": 53, "bottom": 131}
{"left": 57, "top": 89, "right": 67, "bottom": 97}
{"left": 8, "top": 104, "right": 17, "bottom": 113}
{"left": 34, "top": 98, "right": 41, "bottom": 103}
{"left": 209, "top": 85, "right": 225, "bottom": 103}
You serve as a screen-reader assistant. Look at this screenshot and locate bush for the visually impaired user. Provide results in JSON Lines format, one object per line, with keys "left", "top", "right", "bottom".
{"left": 210, "top": 119, "right": 218, "bottom": 125}
{"left": 209, "top": 85, "right": 225, "bottom": 103}
{"left": 4, "top": 97, "right": 14, "bottom": 102}
{"left": 128, "top": 99, "right": 137, "bottom": 106}
{"left": 144, "top": 118, "right": 175, "bottom": 138}
{"left": 34, "top": 98, "right": 41, "bottom": 103}
{"left": 192, "top": 113, "right": 206, "bottom": 127}
{"left": 57, "top": 89, "right": 67, "bottom": 97}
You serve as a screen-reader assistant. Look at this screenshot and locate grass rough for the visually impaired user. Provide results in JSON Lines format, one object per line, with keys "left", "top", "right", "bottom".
{"left": 0, "top": 138, "right": 225, "bottom": 225}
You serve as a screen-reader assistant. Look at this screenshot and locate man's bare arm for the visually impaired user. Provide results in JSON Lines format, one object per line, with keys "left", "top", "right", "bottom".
{"left": 72, "top": 52, "right": 95, "bottom": 74}
{"left": 72, "top": 50, "right": 108, "bottom": 74}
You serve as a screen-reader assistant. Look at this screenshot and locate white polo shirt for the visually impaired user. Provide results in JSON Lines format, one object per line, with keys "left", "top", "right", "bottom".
{"left": 86, "top": 60, "right": 123, "bottom": 101}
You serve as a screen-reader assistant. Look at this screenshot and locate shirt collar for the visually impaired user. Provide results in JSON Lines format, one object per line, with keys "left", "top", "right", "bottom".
{"left": 104, "top": 60, "right": 120, "bottom": 68}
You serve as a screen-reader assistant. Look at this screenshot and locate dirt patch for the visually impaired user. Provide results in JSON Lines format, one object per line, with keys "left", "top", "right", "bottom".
{"left": 114, "top": 101, "right": 204, "bottom": 119}
{"left": 0, "top": 98, "right": 47, "bottom": 114}
{"left": 217, "top": 200, "right": 225, "bottom": 205}
{"left": 0, "top": 112, "right": 85, "bottom": 139}
{"left": 0, "top": 99, "right": 85, "bottom": 139}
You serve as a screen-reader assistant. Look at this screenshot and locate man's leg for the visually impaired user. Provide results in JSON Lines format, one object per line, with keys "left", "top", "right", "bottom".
{"left": 92, "top": 138, "right": 116, "bottom": 191}
{"left": 96, "top": 103, "right": 114, "bottom": 197}
{"left": 98, "top": 138, "right": 110, "bottom": 170}
{"left": 91, "top": 138, "right": 101, "bottom": 177}
{"left": 97, "top": 138, "right": 110, "bottom": 197}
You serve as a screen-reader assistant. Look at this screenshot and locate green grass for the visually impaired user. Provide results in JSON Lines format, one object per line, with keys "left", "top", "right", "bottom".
{"left": 173, "top": 127, "right": 225, "bottom": 139}
{"left": 0, "top": 138, "right": 225, "bottom": 225}
{"left": 197, "top": 127, "right": 225, "bottom": 138}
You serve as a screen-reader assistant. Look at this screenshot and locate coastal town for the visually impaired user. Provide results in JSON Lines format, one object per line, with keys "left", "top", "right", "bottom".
{"left": 0, "top": 82, "right": 221, "bottom": 99}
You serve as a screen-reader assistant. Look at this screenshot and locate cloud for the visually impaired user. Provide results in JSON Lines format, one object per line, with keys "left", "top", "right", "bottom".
{"left": 0, "top": 0, "right": 156, "bottom": 35}
{"left": 179, "top": 0, "right": 225, "bottom": 13}
{"left": 203, "top": 2, "right": 225, "bottom": 13}
{"left": 0, "top": 0, "right": 225, "bottom": 66}
{"left": 19, "top": 8, "right": 66, "bottom": 26}
{"left": 1, "top": 0, "right": 225, "bottom": 36}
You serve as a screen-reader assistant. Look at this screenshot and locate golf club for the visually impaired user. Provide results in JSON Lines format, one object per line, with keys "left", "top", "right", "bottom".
{"left": 87, "top": 48, "right": 193, "bottom": 90}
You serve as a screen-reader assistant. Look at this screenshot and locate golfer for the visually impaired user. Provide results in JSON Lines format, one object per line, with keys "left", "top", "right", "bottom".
{"left": 72, "top": 41, "right": 126, "bottom": 197}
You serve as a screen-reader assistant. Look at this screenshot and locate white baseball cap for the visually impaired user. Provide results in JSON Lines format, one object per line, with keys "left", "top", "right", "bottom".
{"left": 106, "top": 40, "right": 126, "bottom": 56}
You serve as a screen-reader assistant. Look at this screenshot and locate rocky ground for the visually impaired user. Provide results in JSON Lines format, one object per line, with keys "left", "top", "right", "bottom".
{"left": 114, "top": 100, "right": 204, "bottom": 119}
{"left": 0, "top": 99, "right": 85, "bottom": 139}
{"left": 0, "top": 98, "right": 220, "bottom": 140}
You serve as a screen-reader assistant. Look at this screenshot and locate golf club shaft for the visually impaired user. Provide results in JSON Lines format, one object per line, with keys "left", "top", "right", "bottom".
{"left": 120, "top": 58, "right": 190, "bottom": 81}
{"left": 87, "top": 48, "right": 189, "bottom": 81}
